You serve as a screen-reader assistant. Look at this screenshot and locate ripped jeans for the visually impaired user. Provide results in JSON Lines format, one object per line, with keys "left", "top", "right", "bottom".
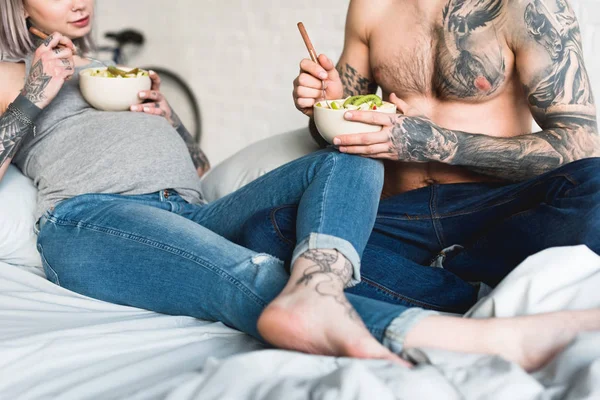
{"left": 36, "top": 149, "right": 436, "bottom": 348}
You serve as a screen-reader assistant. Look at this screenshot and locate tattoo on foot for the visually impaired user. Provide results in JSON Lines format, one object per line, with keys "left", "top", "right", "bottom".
{"left": 296, "top": 250, "right": 359, "bottom": 320}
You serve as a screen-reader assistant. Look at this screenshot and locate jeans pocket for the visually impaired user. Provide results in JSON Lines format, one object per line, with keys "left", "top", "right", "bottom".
{"left": 37, "top": 244, "right": 61, "bottom": 286}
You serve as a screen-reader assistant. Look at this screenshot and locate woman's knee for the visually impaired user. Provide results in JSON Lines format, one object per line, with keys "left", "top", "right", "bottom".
{"left": 320, "top": 151, "right": 385, "bottom": 190}
{"left": 238, "top": 206, "right": 297, "bottom": 262}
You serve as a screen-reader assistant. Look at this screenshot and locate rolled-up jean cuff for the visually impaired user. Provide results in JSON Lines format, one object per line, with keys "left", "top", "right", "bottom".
{"left": 383, "top": 308, "right": 439, "bottom": 354}
{"left": 291, "top": 233, "right": 361, "bottom": 287}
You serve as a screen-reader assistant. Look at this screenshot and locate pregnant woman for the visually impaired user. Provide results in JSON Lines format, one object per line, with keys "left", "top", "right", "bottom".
{"left": 1, "top": 0, "right": 599, "bottom": 372}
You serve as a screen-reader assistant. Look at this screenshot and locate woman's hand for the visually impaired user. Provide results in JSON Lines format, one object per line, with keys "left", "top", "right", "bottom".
{"left": 130, "top": 71, "right": 181, "bottom": 127}
{"left": 21, "top": 32, "right": 75, "bottom": 109}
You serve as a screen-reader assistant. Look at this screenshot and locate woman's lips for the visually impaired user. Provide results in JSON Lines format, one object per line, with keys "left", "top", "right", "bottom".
{"left": 71, "top": 16, "right": 90, "bottom": 28}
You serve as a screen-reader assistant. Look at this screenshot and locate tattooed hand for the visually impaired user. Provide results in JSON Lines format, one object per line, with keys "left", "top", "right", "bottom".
{"left": 22, "top": 32, "right": 75, "bottom": 109}
{"left": 130, "top": 71, "right": 180, "bottom": 127}
{"left": 293, "top": 54, "right": 344, "bottom": 117}
{"left": 333, "top": 94, "right": 458, "bottom": 162}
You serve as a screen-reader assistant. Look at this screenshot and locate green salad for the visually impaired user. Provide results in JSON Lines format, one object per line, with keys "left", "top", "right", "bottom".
{"left": 316, "top": 94, "right": 391, "bottom": 111}
{"left": 87, "top": 66, "right": 148, "bottom": 78}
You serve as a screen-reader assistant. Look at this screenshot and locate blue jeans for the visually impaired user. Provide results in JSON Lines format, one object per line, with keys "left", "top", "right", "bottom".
{"left": 36, "top": 149, "right": 433, "bottom": 348}
{"left": 241, "top": 157, "right": 600, "bottom": 314}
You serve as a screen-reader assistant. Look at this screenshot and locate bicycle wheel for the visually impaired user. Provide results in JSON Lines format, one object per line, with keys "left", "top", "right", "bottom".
{"left": 142, "top": 66, "right": 202, "bottom": 143}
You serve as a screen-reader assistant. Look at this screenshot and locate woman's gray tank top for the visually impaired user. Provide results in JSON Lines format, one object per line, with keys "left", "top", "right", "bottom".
{"left": 12, "top": 54, "right": 204, "bottom": 220}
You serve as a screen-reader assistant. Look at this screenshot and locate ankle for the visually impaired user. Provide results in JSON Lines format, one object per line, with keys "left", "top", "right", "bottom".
{"left": 291, "top": 249, "right": 353, "bottom": 288}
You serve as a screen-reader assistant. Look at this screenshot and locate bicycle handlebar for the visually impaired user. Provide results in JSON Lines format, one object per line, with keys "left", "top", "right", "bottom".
{"left": 104, "top": 29, "right": 145, "bottom": 46}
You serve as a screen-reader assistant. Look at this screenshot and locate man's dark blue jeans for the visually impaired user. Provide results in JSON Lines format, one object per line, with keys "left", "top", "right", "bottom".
{"left": 238, "top": 157, "right": 600, "bottom": 314}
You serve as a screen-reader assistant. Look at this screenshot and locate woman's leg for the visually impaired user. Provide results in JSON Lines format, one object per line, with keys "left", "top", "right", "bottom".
{"left": 38, "top": 193, "right": 600, "bottom": 370}
{"left": 186, "top": 148, "right": 385, "bottom": 287}
{"left": 37, "top": 192, "right": 402, "bottom": 359}
{"left": 182, "top": 149, "right": 397, "bottom": 356}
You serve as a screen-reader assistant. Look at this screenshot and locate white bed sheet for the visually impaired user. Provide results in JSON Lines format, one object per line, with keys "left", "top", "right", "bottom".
{"left": 1, "top": 246, "right": 600, "bottom": 399}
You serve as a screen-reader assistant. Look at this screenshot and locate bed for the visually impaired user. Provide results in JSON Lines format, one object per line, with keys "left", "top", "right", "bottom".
{"left": 1, "top": 130, "right": 600, "bottom": 399}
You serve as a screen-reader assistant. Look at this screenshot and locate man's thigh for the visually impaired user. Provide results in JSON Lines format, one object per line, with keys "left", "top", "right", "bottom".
{"left": 239, "top": 192, "right": 479, "bottom": 313}
{"left": 440, "top": 157, "right": 600, "bottom": 287}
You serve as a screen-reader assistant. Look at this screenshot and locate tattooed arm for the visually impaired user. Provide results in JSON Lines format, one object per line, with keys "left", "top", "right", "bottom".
{"left": 301, "top": 0, "right": 379, "bottom": 147}
{"left": 0, "top": 33, "right": 75, "bottom": 182}
{"left": 172, "top": 111, "right": 211, "bottom": 177}
{"left": 341, "top": 0, "right": 597, "bottom": 181}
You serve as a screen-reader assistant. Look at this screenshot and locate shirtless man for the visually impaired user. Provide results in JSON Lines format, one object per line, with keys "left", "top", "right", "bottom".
{"left": 260, "top": 0, "right": 600, "bottom": 311}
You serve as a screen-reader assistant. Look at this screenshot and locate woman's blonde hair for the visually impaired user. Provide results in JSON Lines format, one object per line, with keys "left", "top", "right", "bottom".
{"left": 0, "top": 0, "right": 94, "bottom": 60}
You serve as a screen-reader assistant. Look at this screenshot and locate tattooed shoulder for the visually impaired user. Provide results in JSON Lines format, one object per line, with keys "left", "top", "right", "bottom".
{"left": 520, "top": 0, "right": 595, "bottom": 121}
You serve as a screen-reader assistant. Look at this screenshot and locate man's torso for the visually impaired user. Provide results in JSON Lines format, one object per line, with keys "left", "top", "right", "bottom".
{"left": 366, "top": 0, "right": 534, "bottom": 195}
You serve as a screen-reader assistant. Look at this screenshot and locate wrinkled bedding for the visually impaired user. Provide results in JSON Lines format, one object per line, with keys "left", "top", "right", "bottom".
{"left": 1, "top": 246, "right": 599, "bottom": 399}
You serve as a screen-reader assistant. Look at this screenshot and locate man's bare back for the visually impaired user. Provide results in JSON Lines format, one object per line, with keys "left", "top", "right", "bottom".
{"left": 295, "top": 0, "right": 597, "bottom": 196}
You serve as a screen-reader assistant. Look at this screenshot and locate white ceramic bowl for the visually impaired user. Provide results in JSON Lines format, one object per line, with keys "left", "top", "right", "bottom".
{"left": 313, "top": 100, "right": 397, "bottom": 144}
{"left": 79, "top": 67, "right": 151, "bottom": 111}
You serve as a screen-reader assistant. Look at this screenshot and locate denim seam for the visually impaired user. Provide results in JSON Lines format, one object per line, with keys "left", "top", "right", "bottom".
{"left": 562, "top": 173, "right": 581, "bottom": 197}
{"left": 47, "top": 219, "right": 268, "bottom": 308}
{"left": 318, "top": 153, "right": 337, "bottom": 236}
{"left": 38, "top": 245, "right": 60, "bottom": 286}
{"left": 361, "top": 276, "right": 465, "bottom": 313}
{"left": 429, "top": 185, "right": 445, "bottom": 249}
{"left": 270, "top": 205, "right": 296, "bottom": 245}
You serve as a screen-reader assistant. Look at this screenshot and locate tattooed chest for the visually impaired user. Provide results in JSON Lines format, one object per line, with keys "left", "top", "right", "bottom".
{"left": 372, "top": 0, "right": 511, "bottom": 102}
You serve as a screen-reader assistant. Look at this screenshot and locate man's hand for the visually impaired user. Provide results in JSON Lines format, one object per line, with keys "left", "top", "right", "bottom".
{"left": 293, "top": 54, "right": 344, "bottom": 117}
{"left": 333, "top": 94, "right": 457, "bottom": 162}
{"left": 130, "top": 71, "right": 181, "bottom": 128}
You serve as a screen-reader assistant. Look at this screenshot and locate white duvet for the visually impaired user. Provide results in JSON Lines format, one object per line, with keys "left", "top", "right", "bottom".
{"left": 1, "top": 246, "right": 600, "bottom": 399}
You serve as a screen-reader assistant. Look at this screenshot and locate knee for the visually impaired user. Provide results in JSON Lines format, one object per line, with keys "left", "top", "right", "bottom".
{"left": 238, "top": 206, "right": 297, "bottom": 261}
{"left": 321, "top": 150, "right": 385, "bottom": 189}
{"left": 562, "top": 158, "right": 600, "bottom": 195}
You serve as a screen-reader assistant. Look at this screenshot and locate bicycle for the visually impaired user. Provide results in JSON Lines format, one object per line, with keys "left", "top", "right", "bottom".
{"left": 94, "top": 29, "right": 202, "bottom": 144}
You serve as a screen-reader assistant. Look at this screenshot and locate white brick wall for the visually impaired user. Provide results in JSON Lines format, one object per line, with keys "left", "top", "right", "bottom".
{"left": 95, "top": 0, "right": 600, "bottom": 165}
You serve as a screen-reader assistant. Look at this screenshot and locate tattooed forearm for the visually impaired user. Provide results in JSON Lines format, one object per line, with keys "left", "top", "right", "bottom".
{"left": 390, "top": 114, "right": 599, "bottom": 181}
{"left": 0, "top": 106, "right": 34, "bottom": 167}
{"left": 336, "top": 63, "right": 378, "bottom": 97}
{"left": 172, "top": 112, "right": 210, "bottom": 176}
{"left": 21, "top": 60, "right": 51, "bottom": 106}
{"left": 296, "top": 250, "right": 358, "bottom": 320}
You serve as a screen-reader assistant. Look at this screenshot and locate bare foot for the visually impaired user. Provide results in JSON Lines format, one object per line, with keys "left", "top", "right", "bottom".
{"left": 491, "top": 309, "right": 600, "bottom": 371}
{"left": 258, "top": 249, "right": 405, "bottom": 364}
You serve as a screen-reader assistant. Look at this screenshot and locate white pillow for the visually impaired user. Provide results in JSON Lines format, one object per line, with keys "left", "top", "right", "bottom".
{"left": 200, "top": 128, "right": 320, "bottom": 202}
{"left": 0, "top": 165, "right": 42, "bottom": 268}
